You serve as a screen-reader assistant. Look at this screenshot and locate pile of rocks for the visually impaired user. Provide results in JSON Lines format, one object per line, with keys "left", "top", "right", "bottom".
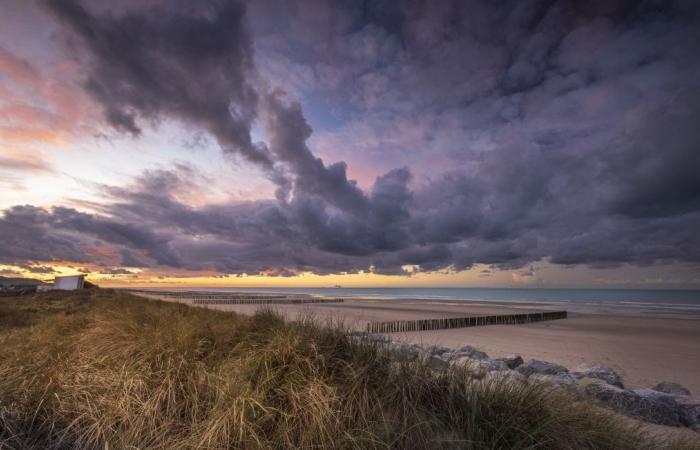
{"left": 356, "top": 334, "right": 700, "bottom": 431}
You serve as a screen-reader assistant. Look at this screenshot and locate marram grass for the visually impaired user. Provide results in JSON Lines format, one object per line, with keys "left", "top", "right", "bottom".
{"left": 0, "top": 290, "right": 696, "bottom": 449}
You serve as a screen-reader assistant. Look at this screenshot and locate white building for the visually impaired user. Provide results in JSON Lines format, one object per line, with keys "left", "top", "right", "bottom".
{"left": 53, "top": 274, "right": 86, "bottom": 290}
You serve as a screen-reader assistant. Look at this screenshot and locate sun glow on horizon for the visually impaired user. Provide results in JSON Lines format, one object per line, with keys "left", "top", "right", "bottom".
{"left": 3, "top": 261, "right": 699, "bottom": 290}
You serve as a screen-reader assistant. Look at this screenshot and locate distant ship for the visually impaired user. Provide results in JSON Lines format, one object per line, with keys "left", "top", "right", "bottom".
{"left": 334, "top": 284, "right": 342, "bottom": 288}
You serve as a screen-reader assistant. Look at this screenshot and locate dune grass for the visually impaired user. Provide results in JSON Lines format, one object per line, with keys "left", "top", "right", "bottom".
{"left": 0, "top": 289, "right": 696, "bottom": 449}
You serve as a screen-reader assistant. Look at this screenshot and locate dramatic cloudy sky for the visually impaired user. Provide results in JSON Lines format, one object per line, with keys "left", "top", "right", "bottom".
{"left": 1, "top": 0, "right": 699, "bottom": 287}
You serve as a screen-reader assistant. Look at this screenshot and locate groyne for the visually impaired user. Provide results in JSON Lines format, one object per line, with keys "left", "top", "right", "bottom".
{"left": 367, "top": 311, "right": 567, "bottom": 333}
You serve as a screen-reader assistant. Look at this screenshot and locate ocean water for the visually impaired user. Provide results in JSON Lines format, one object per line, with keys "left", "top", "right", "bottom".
{"left": 158, "top": 287, "right": 700, "bottom": 314}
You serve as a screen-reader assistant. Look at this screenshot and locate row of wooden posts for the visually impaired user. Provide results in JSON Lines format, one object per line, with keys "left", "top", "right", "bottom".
{"left": 366, "top": 311, "right": 567, "bottom": 333}
{"left": 191, "top": 297, "right": 345, "bottom": 305}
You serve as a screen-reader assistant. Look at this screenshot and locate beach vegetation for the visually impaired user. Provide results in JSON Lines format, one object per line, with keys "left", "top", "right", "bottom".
{"left": 0, "top": 290, "right": 696, "bottom": 449}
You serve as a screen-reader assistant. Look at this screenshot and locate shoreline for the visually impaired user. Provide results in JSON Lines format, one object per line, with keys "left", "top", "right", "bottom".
{"left": 128, "top": 287, "right": 700, "bottom": 320}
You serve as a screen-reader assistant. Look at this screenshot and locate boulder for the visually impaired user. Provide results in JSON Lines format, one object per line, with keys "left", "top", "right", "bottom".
{"left": 456, "top": 345, "right": 489, "bottom": 360}
{"left": 529, "top": 373, "right": 576, "bottom": 387}
{"left": 452, "top": 356, "right": 489, "bottom": 378}
{"left": 427, "top": 354, "right": 449, "bottom": 370}
{"left": 444, "top": 350, "right": 482, "bottom": 360}
{"left": 494, "top": 355, "right": 524, "bottom": 370}
{"left": 409, "top": 343, "right": 424, "bottom": 354}
{"left": 675, "top": 395, "right": 700, "bottom": 429}
{"left": 452, "top": 356, "right": 479, "bottom": 369}
{"left": 584, "top": 381, "right": 682, "bottom": 426}
{"left": 426, "top": 345, "right": 451, "bottom": 356}
{"left": 571, "top": 363, "right": 624, "bottom": 388}
{"left": 633, "top": 388, "right": 679, "bottom": 406}
{"left": 478, "top": 358, "right": 510, "bottom": 372}
{"left": 653, "top": 381, "right": 691, "bottom": 396}
{"left": 517, "top": 359, "right": 568, "bottom": 377}
{"left": 483, "top": 369, "right": 527, "bottom": 384}
{"left": 440, "top": 351, "right": 458, "bottom": 360}
{"left": 451, "top": 357, "right": 510, "bottom": 380}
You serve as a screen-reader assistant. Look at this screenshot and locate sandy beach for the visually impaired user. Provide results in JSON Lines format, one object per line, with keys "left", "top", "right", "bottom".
{"left": 137, "top": 292, "right": 700, "bottom": 393}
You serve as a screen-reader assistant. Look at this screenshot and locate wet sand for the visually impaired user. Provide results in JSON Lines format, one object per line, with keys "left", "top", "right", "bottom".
{"left": 136, "top": 293, "right": 700, "bottom": 393}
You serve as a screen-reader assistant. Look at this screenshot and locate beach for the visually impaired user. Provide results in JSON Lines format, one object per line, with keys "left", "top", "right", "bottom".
{"left": 136, "top": 292, "right": 700, "bottom": 393}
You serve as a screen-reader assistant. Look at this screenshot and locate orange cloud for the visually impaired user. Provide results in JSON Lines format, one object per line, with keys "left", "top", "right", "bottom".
{"left": 0, "top": 126, "right": 64, "bottom": 146}
{"left": 0, "top": 47, "right": 40, "bottom": 84}
{"left": 0, "top": 153, "right": 53, "bottom": 173}
{"left": 0, "top": 46, "right": 97, "bottom": 149}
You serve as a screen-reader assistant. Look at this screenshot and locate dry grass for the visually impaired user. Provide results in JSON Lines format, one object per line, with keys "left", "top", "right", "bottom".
{"left": 0, "top": 290, "right": 696, "bottom": 449}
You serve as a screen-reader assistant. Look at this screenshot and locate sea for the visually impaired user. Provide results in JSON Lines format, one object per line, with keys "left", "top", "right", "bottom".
{"left": 152, "top": 287, "right": 700, "bottom": 316}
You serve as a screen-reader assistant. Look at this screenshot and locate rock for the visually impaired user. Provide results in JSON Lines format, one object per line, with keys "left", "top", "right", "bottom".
{"left": 394, "top": 342, "right": 421, "bottom": 352}
{"left": 456, "top": 345, "right": 488, "bottom": 360}
{"left": 452, "top": 356, "right": 479, "bottom": 368}
{"left": 516, "top": 359, "right": 568, "bottom": 377}
{"left": 451, "top": 357, "right": 510, "bottom": 380}
{"left": 471, "top": 351, "right": 489, "bottom": 360}
{"left": 452, "top": 356, "right": 488, "bottom": 378}
{"left": 633, "top": 388, "right": 678, "bottom": 405}
{"left": 427, "top": 354, "right": 449, "bottom": 370}
{"left": 529, "top": 373, "right": 576, "bottom": 387}
{"left": 494, "top": 355, "right": 524, "bottom": 370}
{"left": 478, "top": 358, "right": 509, "bottom": 372}
{"left": 408, "top": 343, "right": 424, "bottom": 354}
{"left": 632, "top": 389, "right": 686, "bottom": 426}
{"left": 675, "top": 395, "right": 700, "bottom": 429}
{"left": 653, "top": 381, "right": 691, "bottom": 396}
{"left": 443, "top": 350, "right": 481, "bottom": 360}
{"left": 483, "top": 369, "right": 527, "bottom": 384}
{"left": 505, "top": 369, "right": 527, "bottom": 382}
{"left": 584, "top": 381, "right": 682, "bottom": 426}
{"left": 571, "top": 363, "right": 624, "bottom": 388}
{"left": 426, "top": 345, "right": 451, "bottom": 356}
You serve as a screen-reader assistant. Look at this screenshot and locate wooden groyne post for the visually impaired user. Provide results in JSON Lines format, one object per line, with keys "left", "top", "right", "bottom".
{"left": 366, "top": 311, "right": 567, "bottom": 333}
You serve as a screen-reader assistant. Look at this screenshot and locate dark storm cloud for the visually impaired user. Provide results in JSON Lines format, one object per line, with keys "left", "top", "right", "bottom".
{"left": 2, "top": 159, "right": 698, "bottom": 275}
{"left": 3, "top": 0, "right": 696, "bottom": 275}
{"left": 260, "top": 93, "right": 370, "bottom": 212}
{"left": 0, "top": 205, "right": 90, "bottom": 264}
{"left": 44, "top": 0, "right": 375, "bottom": 213}
{"left": 0, "top": 204, "right": 183, "bottom": 268}
{"left": 45, "top": 0, "right": 271, "bottom": 167}
{"left": 608, "top": 95, "right": 700, "bottom": 218}
{"left": 99, "top": 267, "right": 135, "bottom": 275}
{"left": 19, "top": 264, "right": 58, "bottom": 274}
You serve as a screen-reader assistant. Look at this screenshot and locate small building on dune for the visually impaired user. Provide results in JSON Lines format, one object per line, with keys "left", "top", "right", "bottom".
{"left": 53, "top": 274, "right": 86, "bottom": 290}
